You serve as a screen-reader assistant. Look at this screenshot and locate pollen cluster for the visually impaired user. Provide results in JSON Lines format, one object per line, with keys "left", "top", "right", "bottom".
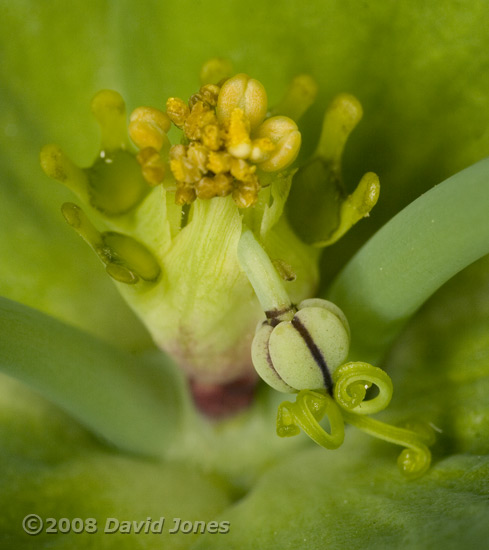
{"left": 165, "top": 75, "right": 301, "bottom": 208}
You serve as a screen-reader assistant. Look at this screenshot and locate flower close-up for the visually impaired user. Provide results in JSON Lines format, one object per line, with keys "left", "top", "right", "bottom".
{"left": 2, "top": 1, "right": 489, "bottom": 549}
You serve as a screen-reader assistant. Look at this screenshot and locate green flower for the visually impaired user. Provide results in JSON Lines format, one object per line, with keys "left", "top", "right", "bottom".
{"left": 2, "top": 1, "right": 489, "bottom": 548}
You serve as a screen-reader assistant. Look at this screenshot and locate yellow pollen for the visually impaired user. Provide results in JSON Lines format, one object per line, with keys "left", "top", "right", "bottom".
{"left": 230, "top": 158, "right": 256, "bottom": 183}
{"left": 233, "top": 176, "right": 260, "bottom": 208}
{"left": 207, "top": 151, "right": 232, "bottom": 174}
{"left": 129, "top": 107, "right": 171, "bottom": 152}
{"left": 166, "top": 97, "right": 190, "bottom": 128}
{"left": 226, "top": 108, "right": 251, "bottom": 159}
{"left": 136, "top": 147, "right": 166, "bottom": 186}
{"left": 250, "top": 137, "right": 275, "bottom": 163}
{"left": 175, "top": 182, "right": 197, "bottom": 205}
{"left": 202, "top": 124, "right": 223, "bottom": 151}
{"left": 164, "top": 73, "right": 302, "bottom": 208}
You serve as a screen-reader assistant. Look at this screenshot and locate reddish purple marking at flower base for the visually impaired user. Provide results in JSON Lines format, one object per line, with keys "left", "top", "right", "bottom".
{"left": 189, "top": 375, "right": 258, "bottom": 418}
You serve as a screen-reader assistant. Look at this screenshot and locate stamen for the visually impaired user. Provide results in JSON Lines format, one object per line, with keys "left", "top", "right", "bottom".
{"left": 229, "top": 158, "right": 256, "bottom": 182}
{"left": 232, "top": 177, "right": 260, "bottom": 208}
{"left": 166, "top": 72, "right": 302, "bottom": 208}
{"left": 136, "top": 147, "right": 166, "bottom": 186}
{"left": 129, "top": 106, "right": 171, "bottom": 152}
{"left": 249, "top": 137, "right": 275, "bottom": 163}
{"left": 254, "top": 116, "right": 301, "bottom": 172}
{"left": 183, "top": 101, "right": 218, "bottom": 141}
{"left": 216, "top": 73, "right": 268, "bottom": 131}
{"left": 207, "top": 151, "right": 232, "bottom": 174}
{"left": 201, "top": 123, "right": 223, "bottom": 151}
{"left": 166, "top": 97, "right": 190, "bottom": 128}
{"left": 175, "top": 183, "right": 196, "bottom": 205}
{"left": 193, "top": 84, "right": 221, "bottom": 108}
{"left": 226, "top": 108, "right": 252, "bottom": 159}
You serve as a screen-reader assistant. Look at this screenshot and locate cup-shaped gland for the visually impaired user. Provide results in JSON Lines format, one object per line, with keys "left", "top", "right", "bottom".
{"left": 253, "top": 116, "right": 301, "bottom": 172}
{"left": 216, "top": 73, "right": 268, "bottom": 132}
{"left": 252, "top": 298, "right": 350, "bottom": 394}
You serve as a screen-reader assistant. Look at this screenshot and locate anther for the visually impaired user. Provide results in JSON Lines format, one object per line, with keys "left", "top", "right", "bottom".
{"left": 183, "top": 101, "right": 217, "bottom": 141}
{"left": 233, "top": 178, "right": 260, "bottom": 208}
{"left": 207, "top": 151, "right": 232, "bottom": 174}
{"left": 199, "top": 84, "right": 221, "bottom": 107}
{"left": 254, "top": 116, "right": 301, "bottom": 172}
{"left": 175, "top": 183, "right": 196, "bottom": 205}
{"left": 249, "top": 137, "right": 275, "bottom": 163}
{"left": 129, "top": 107, "right": 171, "bottom": 152}
{"left": 216, "top": 73, "right": 268, "bottom": 132}
{"left": 136, "top": 147, "right": 166, "bottom": 186}
{"left": 201, "top": 124, "right": 223, "bottom": 150}
{"left": 226, "top": 108, "right": 252, "bottom": 159}
{"left": 166, "top": 97, "right": 190, "bottom": 128}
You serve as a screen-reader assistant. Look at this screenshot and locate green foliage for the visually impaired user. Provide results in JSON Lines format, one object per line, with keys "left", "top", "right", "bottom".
{"left": 1, "top": 1, "right": 489, "bottom": 548}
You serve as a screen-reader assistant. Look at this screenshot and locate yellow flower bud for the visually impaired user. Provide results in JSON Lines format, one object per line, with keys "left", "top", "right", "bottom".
{"left": 216, "top": 73, "right": 267, "bottom": 131}
{"left": 254, "top": 116, "right": 301, "bottom": 172}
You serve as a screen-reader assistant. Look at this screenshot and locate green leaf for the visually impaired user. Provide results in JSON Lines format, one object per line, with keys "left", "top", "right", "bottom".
{"left": 190, "top": 443, "right": 489, "bottom": 550}
{"left": 0, "top": 297, "right": 186, "bottom": 458}
{"left": 328, "top": 158, "right": 489, "bottom": 363}
{"left": 385, "top": 254, "right": 489, "bottom": 455}
{"left": 0, "top": 377, "right": 232, "bottom": 550}
{"left": 2, "top": 2, "right": 489, "bottom": 547}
